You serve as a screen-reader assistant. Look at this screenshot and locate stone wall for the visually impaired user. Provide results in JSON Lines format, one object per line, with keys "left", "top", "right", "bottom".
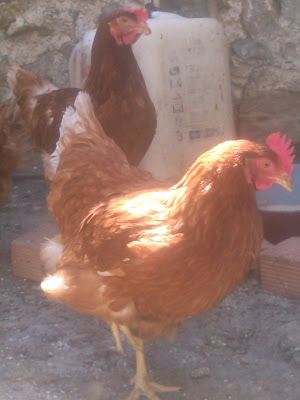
{"left": 161, "top": 0, "right": 300, "bottom": 142}
{"left": 0, "top": 0, "right": 144, "bottom": 98}
{"left": 218, "top": 0, "right": 300, "bottom": 142}
{"left": 0, "top": 0, "right": 299, "bottom": 142}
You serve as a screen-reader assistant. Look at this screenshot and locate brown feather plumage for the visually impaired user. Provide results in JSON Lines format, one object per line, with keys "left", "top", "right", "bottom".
{"left": 48, "top": 94, "right": 161, "bottom": 238}
{"left": 41, "top": 93, "right": 294, "bottom": 397}
{"left": 0, "top": 98, "right": 32, "bottom": 207}
{"left": 8, "top": 8, "right": 156, "bottom": 170}
{"left": 42, "top": 93, "right": 293, "bottom": 343}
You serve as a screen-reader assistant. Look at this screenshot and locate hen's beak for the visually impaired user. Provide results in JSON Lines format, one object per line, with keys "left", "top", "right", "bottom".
{"left": 138, "top": 22, "right": 151, "bottom": 36}
{"left": 275, "top": 174, "right": 293, "bottom": 192}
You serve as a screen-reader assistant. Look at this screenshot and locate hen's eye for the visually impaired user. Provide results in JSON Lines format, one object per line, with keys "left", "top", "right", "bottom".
{"left": 262, "top": 160, "right": 271, "bottom": 168}
{"left": 121, "top": 17, "right": 128, "bottom": 23}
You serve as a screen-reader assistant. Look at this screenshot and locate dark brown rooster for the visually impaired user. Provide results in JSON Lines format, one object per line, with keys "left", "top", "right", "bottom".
{"left": 8, "top": 8, "right": 156, "bottom": 181}
{"left": 0, "top": 98, "right": 32, "bottom": 207}
{"left": 42, "top": 93, "right": 294, "bottom": 400}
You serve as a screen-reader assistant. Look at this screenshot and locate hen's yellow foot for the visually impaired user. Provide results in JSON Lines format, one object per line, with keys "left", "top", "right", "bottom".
{"left": 126, "top": 377, "right": 180, "bottom": 400}
{"left": 121, "top": 327, "right": 180, "bottom": 400}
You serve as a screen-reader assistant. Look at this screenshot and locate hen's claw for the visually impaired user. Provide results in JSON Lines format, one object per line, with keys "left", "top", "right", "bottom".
{"left": 127, "top": 378, "right": 180, "bottom": 400}
{"left": 148, "top": 381, "right": 180, "bottom": 392}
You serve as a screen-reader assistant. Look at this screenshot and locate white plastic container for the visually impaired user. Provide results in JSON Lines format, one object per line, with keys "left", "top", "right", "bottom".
{"left": 69, "top": 16, "right": 235, "bottom": 181}
{"left": 136, "top": 18, "right": 235, "bottom": 181}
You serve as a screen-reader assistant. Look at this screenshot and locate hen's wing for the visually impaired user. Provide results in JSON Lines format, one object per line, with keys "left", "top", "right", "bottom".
{"left": 7, "top": 66, "right": 80, "bottom": 154}
{"left": 64, "top": 188, "right": 179, "bottom": 271}
{"left": 7, "top": 65, "right": 57, "bottom": 127}
{"left": 30, "top": 87, "right": 80, "bottom": 153}
{"left": 49, "top": 92, "right": 161, "bottom": 236}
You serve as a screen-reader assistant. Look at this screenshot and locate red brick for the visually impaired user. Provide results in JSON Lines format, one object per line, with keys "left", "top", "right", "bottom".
{"left": 11, "top": 221, "right": 59, "bottom": 282}
{"left": 260, "top": 237, "right": 300, "bottom": 299}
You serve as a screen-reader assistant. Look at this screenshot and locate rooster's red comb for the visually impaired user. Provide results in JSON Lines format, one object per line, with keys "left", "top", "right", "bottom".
{"left": 266, "top": 132, "right": 295, "bottom": 174}
{"left": 125, "top": 7, "right": 149, "bottom": 23}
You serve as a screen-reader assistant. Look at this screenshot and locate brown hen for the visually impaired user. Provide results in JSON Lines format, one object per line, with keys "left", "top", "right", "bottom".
{"left": 42, "top": 93, "right": 294, "bottom": 400}
{"left": 0, "top": 98, "right": 32, "bottom": 207}
{"left": 8, "top": 8, "right": 156, "bottom": 181}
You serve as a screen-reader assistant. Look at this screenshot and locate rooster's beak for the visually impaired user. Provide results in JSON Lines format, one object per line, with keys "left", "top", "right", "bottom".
{"left": 275, "top": 174, "right": 293, "bottom": 192}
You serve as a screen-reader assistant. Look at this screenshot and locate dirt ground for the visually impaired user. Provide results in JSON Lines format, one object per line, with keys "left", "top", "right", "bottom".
{"left": 0, "top": 154, "right": 300, "bottom": 400}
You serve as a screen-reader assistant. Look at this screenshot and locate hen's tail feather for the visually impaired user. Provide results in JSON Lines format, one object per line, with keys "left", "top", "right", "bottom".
{"left": 40, "top": 235, "right": 64, "bottom": 275}
{"left": 7, "top": 65, "right": 57, "bottom": 126}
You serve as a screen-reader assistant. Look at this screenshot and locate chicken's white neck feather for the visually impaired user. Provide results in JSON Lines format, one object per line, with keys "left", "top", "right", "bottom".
{"left": 48, "top": 92, "right": 93, "bottom": 180}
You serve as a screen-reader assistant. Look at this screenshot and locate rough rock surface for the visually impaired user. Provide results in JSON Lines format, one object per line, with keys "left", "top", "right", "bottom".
{"left": 176, "top": 0, "right": 300, "bottom": 142}
{"left": 0, "top": 0, "right": 143, "bottom": 99}
{"left": 224, "top": 0, "right": 300, "bottom": 142}
{"left": 0, "top": 0, "right": 299, "bottom": 141}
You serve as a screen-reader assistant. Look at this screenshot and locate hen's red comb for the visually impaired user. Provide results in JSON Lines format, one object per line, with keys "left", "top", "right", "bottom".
{"left": 266, "top": 132, "right": 295, "bottom": 174}
{"left": 125, "top": 8, "right": 149, "bottom": 23}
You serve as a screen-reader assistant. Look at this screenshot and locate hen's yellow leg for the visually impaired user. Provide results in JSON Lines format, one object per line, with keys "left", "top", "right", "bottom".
{"left": 110, "top": 322, "right": 124, "bottom": 354}
{"left": 121, "top": 326, "right": 180, "bottom": 400}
